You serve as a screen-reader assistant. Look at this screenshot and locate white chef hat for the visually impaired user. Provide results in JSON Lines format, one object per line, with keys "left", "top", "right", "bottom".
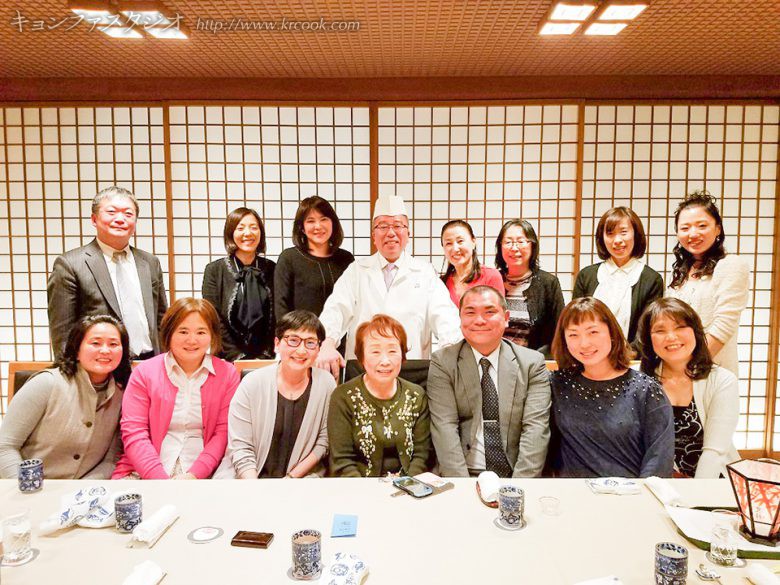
{"left": 372, "top": 195, "right": 408, "bottom": 220}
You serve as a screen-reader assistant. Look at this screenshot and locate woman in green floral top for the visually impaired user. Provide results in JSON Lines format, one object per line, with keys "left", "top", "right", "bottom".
{"left": 328, "top": 314, "right": 431, "bottom": 477}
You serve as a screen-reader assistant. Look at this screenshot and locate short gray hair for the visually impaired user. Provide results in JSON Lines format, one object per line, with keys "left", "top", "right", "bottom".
{"left": 91, "top": 186, "right": 139, "bottom": 216}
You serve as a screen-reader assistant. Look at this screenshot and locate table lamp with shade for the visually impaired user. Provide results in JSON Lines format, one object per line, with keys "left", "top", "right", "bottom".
{"left": 727, "top": 458, "right": 780, "bottom": 546}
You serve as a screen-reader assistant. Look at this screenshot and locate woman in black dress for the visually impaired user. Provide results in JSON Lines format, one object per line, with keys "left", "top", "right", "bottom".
{"left": 274, "top": 196, "right": 354, "bottom": 319}
{"left": 202, "top": 207, "right": 275, "bottom": 361}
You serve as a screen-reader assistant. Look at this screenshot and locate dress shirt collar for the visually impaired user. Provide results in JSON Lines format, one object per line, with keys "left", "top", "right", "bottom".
{"left": 164, "top": 351, "right": 215, "bottom": 380}
{"left": 471, "top": 342, "right": 501, "bottom": 374}
{"left": 96, "top": 237, "right": 131, "bottom": 259}
{"left": 378, "top": 250, "right": 408, "bottom": 271}
{"left": 603, "top": 257, "right": 642, "bottom": 276}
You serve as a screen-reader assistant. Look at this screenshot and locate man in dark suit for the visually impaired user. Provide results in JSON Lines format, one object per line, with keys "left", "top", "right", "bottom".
{"left": 47, "top": 186, "right": 168, "bottom": 360}
{"left": 427, "top": 285, "right": 551, "bottom": 478}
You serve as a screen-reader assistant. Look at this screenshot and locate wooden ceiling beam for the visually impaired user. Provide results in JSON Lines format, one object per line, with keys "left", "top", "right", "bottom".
{"left": 1, "top": 75, "right": 779, "bottom": 103}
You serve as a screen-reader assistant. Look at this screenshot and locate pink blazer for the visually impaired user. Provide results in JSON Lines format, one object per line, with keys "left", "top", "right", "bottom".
{"left": 112, "top": 354, "right": 240, "bottom": 479}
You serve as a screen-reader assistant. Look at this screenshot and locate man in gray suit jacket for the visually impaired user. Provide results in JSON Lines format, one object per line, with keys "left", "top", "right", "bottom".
{"left": 47, "top": 186, "right": 168, "bottom": 360}
{"left": 427, "top": 285, "right": 551, "bottom": 477}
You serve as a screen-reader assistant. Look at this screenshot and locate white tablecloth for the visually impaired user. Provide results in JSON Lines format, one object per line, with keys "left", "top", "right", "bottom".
{"left": 0, "top": 478, "right": 775, "bottom": 584}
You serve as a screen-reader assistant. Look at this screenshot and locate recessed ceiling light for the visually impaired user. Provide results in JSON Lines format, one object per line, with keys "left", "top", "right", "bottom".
{"left": 584, "top": 22, "right": 628, "bottom": 35}
{"left": 550, "top": 2, "right": 597, "bottom": 22}
{"left": 99, "top": 26, "right": 144, "bottom": 38}
{"left": 145, "top": 27, "right": 188, "bottom": 39}
{"left": 539, "top": 22, "right": 581, "bottom": 35}
{"left": 599, "top": 4, "right": 647, "bottom": 20}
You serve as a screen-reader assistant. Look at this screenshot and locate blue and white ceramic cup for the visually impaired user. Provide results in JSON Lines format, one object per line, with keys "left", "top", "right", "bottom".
{"left": 498, "top": 485, "right": 525, "bottom": 528}
{"left": 655, "top": 542, "right": 688, "bottom": 585}
{"left": 114, "top": 493, "right": 143, "bottom": 533}
{"left": 18, "top": 458, "right": 43, "bottom": 493}
{"left": 291, "top": 529, "right": 322, "bottom": 580}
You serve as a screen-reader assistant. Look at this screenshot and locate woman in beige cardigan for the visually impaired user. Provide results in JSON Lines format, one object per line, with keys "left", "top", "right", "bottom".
{"left": 0, "top": 315, "right": 131, "bottom": 479}
{"left": 638, "top": 298, "right": 740, "bottom": 478}
{"left": 227, "top": 310, "right": 336, "bottom": 478}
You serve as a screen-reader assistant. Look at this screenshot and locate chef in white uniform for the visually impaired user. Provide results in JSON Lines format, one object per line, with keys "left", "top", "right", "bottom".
{"left": 316, "top": 195, "right": 462, "bottom": 378}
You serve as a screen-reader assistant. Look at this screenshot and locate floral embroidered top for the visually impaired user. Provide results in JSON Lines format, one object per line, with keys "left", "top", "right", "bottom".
{"left": 327, "top": 375, "right": 431, "bottom": 478}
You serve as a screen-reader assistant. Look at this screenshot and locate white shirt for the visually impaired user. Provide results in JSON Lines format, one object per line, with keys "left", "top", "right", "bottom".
{"left": 319, "top": 250, "right": 462, "bottom": 359}
{"left": 593, "top": 258, "right": 644, "bottom": 339}
{"left": 160, "top": 352, "right": 214, "bottom": 476}
{"left": 95, "top": 238, "right": 153, "bottom": 354}
{"left": 466, "top": 344, "right": 501, "bottom": 474}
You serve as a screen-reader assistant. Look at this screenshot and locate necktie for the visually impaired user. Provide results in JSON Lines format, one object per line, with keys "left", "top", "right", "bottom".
{"left": 383, "top": 263, "right": 397, "bottom": 290}
{"left": 480, "top": 357, "right": 513, "bottom": 477}
{"left": 113, "top": 251, "right": 147, "bottom": 356}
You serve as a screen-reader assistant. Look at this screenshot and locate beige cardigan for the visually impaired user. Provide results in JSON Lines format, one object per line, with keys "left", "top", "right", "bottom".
{"left": 0, "top": 366, "right": 122, "bottom": 479}
{"left": 227, "top": 364, "right": 336, "bottom": 478}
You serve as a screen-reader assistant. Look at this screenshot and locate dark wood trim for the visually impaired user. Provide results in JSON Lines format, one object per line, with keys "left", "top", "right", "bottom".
{"left": 763, "top": 129, "right": 780, "bottom": 455}
{"left": 2, "top": 76, "right": 780, "bottom": 102}
{"left": 162, "top": 104, "right": 176, "bottom": 300}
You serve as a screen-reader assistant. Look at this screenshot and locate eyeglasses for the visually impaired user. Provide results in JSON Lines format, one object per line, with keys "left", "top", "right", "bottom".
{"left": 373, "top": 223, "right": 409, "bottom": 233}
{"left": 283, "top": 335, "right": 320, "bottom": 350}
{"left": 502, "top": 239, "right": 532, "bottom": 249}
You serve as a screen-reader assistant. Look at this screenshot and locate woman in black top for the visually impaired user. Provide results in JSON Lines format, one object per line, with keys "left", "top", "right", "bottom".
{"left": 495, "top": 219, "right": 564, "bottom": 357}
{"left": 202, "top": 207, "right": 275, "bottom": 361}
{"left": 573, "top": 206, "right": 663, "bottom": 346}
{"left": 274, "top": 196, "right": 354, "bottom": 319}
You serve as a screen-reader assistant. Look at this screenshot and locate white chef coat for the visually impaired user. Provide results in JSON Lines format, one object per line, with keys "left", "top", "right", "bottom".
{"left": 319, "top": 251, "right": 462, "bottom": 360}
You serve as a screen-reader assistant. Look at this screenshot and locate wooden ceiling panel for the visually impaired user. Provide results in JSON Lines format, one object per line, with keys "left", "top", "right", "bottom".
{"left": 1, "top": 1, "right": 779, "bottom": 79}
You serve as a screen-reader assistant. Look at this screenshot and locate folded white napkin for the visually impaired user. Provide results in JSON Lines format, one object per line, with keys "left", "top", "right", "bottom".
{"left": 39, "top": 486, "right": 117, "bottom": 535}
{"left": 574, "top": 577, "right": 624, "bottom": 585}
{"left": 747, "top": 564, "right": 780, "bottom": 585}
{"left": 477, "top": 471, "right": 501, "bottom": 503}
{"left": 645, "top": 476, "right": 685, "bottom": 507}
{"left": 131, "top": 505, "right": 179, "bottom": 546}
{"left": 586, "top": 478, "right": 641, "bottom": 495}
{"left": 326, "top": 552, "right": 368, "bottom": 585}
{"left": 122, "top": 560, "right": 165, "bottom": 585}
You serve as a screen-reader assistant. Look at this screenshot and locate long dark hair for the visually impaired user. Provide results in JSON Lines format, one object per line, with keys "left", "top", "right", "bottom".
{"left": 670, "top": 191, "right": 726, "bottom": 289}
{"left": 440, "top": 220, "right": 481, "bottom": 285}
{"left": 52, "top": 315, "right": 132, "bottom": 387}
{"left": 494, "top": 219, "right": 540, "bottom": 278}
{"left": 292, "top": 196, "right": 344, "bottom": 252}
{"left": 636, "top": 297, "right": 714, "bottom": 381}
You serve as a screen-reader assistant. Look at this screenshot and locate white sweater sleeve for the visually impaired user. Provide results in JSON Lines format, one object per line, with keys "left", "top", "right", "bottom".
{"left": 695, "top": 367, "right": 740, "bottom": 479}
{"left": 707, "top": 255, "right": 750, "bottom": 345}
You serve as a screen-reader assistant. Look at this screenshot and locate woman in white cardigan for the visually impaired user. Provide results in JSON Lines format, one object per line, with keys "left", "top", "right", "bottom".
{"left": 228, "top": 310, "right": 336, "bottom": 478}
{"left": 638, "top": 297, "right": 740, "bottom": 478}
{"left": 666, "top": 191, "right": 749, "bottom": 377}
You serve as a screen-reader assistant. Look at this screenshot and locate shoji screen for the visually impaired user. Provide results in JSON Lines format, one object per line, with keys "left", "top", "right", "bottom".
{"left": 377, "top": 105, "right": 579, "bottom": 296}
{"left": 580, "top": 104, "right": 780, "bottom": 450}
{"left": 168, "top": 105, "right": 371, "bottom": 298}
{"left": 0, "top": 105, "right": 167, "bottom": 414}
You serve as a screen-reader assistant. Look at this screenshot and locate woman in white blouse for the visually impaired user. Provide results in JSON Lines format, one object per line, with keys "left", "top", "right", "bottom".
{"left": 112, "top": 298, "right": 240, "bottom": 479}
{"left": 572, "top": 206, "right": 663, "bottom": 346}
{"left": 228, "top": 310, "right": 335, "bottom": 478}
{"left": 666, "top": 191, "right": 750, "bottom": 376}
{"left": 638, "top": 297, "right": 740, "bottom": 478}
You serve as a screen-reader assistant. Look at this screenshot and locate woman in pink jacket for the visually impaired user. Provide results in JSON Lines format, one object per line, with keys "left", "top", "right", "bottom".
{"left": 112, "top": 298, "right": 240, "bottom": 479}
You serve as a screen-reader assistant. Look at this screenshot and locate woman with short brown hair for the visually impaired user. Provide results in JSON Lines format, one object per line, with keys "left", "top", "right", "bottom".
{"left": 572, "top": 206, "right": 663, "bottom": 345}
{"left": 548, "top": 297, "right": 674, "bottom": 478}
{"left": 327, "top": 314, "right": 431, "bottom": 477}
{"left": 112, "top": 297, "right": 240, "bottom": 479}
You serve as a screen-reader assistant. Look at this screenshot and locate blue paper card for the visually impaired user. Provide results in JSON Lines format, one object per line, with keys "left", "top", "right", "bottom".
{"left": 331, "top": 514, "right": 358, "bottom": 537}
